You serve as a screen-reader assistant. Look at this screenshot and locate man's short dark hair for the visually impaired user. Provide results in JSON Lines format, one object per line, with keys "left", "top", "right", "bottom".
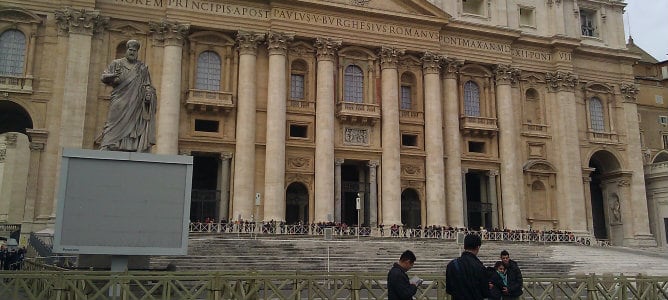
{"left": 464, "top": 234, "right": 482, "bottom": 250}
{"left": 500, "top": 250, "right": 509, "bottom": 257}
{"left": 400, "top": 250, "right": 416, "bottom": 263}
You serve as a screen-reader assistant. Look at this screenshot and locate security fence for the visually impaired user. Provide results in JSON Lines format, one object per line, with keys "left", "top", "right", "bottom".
{"left": 1, "top": 270, "right": 667, "bottom": 300}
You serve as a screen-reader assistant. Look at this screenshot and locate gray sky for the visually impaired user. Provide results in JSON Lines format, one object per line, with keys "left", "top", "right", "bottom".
{"left": 624, "top": 0, "right": 668, "bottom": 62}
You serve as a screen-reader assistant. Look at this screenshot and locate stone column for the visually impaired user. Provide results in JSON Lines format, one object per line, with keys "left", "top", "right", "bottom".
{"left": 620, "top": 83, "right": 654, "bottom": 241}
{"left": 495, "top": 65, "right": 522, "bottom": 229}
{"left": 218, "top": 152, "right": 232, "bottom": 221}
{"left": 487, "top": 170, "right": 499, "bottom": 228}
{"left": 422, "top": 52, "right": 446, "bottom": 226}
{"left": 150, "top": 20, "right": 189, "bottom": 155}
{"left": 264, "top": 32, "right": 294, "bottom": 222}
{"left": 546, "top": 71, "right": 587, "bottom": 231}
{"left": 461, "top": 168, "right": 468, "bottom": 227}
{"left": 379, "top": 46, "right": 404, "bottom": 226}
{"left": 54, "top": 8, "right": 108, "bottom": 149}
{"left": 443, "top": 58, "right": 465, "bottom": 227}
{"left": 581, "top": 168, "right": 594, "bottom": 234}
{"left": 368, "top": 160, "right": 379, "bottom": 227}
{"left": 314, "top": 38, "right": 341, "bottom": 222}
{"left": 231, "top": 31, "right": 264, "bottom": 221}
{"left": 335, "top": 158, "right": 344, "bottom": 223}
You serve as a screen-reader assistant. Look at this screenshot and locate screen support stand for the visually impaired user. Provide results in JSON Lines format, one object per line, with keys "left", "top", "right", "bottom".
{"left": 109, "top": 255, "right": 129, "bottom": 297}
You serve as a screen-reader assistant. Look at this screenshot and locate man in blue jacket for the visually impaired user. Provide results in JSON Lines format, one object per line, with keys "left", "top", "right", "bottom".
{"left": 387, "top": 250, "right": 419, "bottom": 300}
{"left": 446, "top": 234, "right": 490, "bottom": 300}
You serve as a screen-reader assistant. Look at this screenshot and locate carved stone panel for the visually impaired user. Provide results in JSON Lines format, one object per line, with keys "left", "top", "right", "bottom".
{"left": 287, "top": 155, "right": 313, "bottom": 172}
{"left": 343, "top": 127, "right": 369, "bottom": 146}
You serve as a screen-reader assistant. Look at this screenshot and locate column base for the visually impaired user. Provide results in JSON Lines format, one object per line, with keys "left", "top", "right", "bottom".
{"left": 625, "top": 234, "right": 658, "bottom": 247}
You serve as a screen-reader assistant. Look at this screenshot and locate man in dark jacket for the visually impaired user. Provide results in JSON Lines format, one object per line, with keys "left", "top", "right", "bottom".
{"left": 501, "top": 250, "right": 523, "bottom": 299}
{"left": 446, "top": 234, "right": 489, "bottom": 300}
{"left": 387, "top": 250, "right": 419, "bottom": 300}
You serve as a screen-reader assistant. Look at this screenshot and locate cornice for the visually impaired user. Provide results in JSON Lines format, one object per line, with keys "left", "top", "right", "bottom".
{"left": 444, "top": 20, "right": 522, "bottom": 42}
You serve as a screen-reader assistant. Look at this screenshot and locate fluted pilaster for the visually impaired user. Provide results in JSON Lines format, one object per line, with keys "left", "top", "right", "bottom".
{"left": 442, "top": 57, "right": 465, "bottom": 227}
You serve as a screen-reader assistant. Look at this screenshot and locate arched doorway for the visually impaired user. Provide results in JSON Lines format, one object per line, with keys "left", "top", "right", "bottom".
{"left": 286, "top": 182, "right": 308, "bottom": 224}
{"left": 401, "top": 188, "right": 420, "bottom": 228}
{"left": 588, "top": 150, "right": 622, "bottom": 243}
{"left": 0, "top": 100, "right": 33, "bottom": 135}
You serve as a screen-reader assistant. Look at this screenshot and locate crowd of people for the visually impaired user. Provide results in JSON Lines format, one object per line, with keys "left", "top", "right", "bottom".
{"left": 388, "top": 235, "right": 524, "bottom": 300}
{"left": 0, "top": 245, "right": 26, "bottom": 270}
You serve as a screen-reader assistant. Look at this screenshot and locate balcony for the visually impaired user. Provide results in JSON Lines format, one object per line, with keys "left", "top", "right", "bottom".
{"left": 287, "top": 99, "right": 315, "bottom": 114}
{"left": 587, "top": 130, "right": 618, "bottom": 144}
{"left": 185, "top": 89, "right": 234, "bottom": 113}
{"left": 460, "top": 116, "right": 498, "bottom": 137}
{"left": 399, "top": 110, "right": 424, "bottom": 125}
{"left": 0, "top": 75, "right": 33, "bottom": 94}
{"left": 336, "top": 101, "right": 380, "bottom": 125}
{"left": 522, "top": 123, "right": 550, "bottom": 138}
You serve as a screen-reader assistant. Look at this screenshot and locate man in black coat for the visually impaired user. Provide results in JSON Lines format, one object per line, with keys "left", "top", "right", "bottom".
{"left": 501, "top": 250, "right": 524, "bottom": 299}
{"left": 387, "top": 250, "right": 419, "bottom": 300}
{"left": 446, "top": 234, "right": 490, "bottom": 300}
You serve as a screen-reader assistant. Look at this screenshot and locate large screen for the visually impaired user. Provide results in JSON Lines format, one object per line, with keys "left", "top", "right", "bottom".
{"left": 53, "top": 149, "right": 192, "bottom": 255}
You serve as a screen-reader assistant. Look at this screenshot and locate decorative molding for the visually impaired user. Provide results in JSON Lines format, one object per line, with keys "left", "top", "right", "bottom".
{"left": 335, "top": 158, "right": 345, "bottom": 165}
{"left": 54, "top": 8, "right": 108, "bottom": 36}
{"left": 402, "top": 164, "right": 422, "bottom": 176}
{"left": 4, "top": 133, "right": 17, "bottom": 147}
{"left": 379, "top": 46, "right": 404, "bottom": 69}
{"left": 149, "top": 20, "right": 190, "bottom": 47}
{"left": 545, "top": 71, "right": 578, "bottom": 92}
{"left": 421, "top": 51, "right": 442, "bottom": 74}
{"left": 178, "top": 149, "right": 191, "bottom": 155}
{"left": 285, "top": 173, "right": 313, "bottom": 190}
{"left": 619, "top": 83, "right": 639, "bottom": 103}
{"left": 235, "top": 31, "right": 265, "bottom": 55}
{"left": 29, "top": 142, "right": 44, "bottom": 152}
{"left": 487, "top": 170, "right": 499, "bottom": 177}
{"left": 349, "top": 0, "right": 371, "bottom": 6}
{"left": 368, "top": 160, "right": 379, "bottom": 168}
{"left": 288, "top": 156, "right": 312, "bottom": 169}
{"left": 221, "top": 152, "right": 233, "bottom": 160}
{"left": 617, "top": 179, "right": 630, "bottom": 187}
{"left": 343, "top": 127, "right": 369, "bottom": 145}
{"left": 0, "top": 149, "right": 5, "bottom": 163}
{"left": 267, "top": 32, "right": 294, "bottom": 56}
{"left": 442, "top": 57, "right": 464, "bottom": 79}
{"left": 314, "top": 37, "right": 342, "bottom": 61}
{"left": 494, "top": 64, "right": 520, "bottom": 85}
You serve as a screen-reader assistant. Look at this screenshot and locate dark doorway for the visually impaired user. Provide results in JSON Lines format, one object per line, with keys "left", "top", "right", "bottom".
{"left": 286, "top": 182, "right": 309, "bottom": 224}
{"left": 401, "top": 189, "right": 421, "bottom": 228}
{"left": 341, "top": 163, "right": 369, "bottom": 226}
{"left": 466, "top": 172, "right": 491, "bottom": 229}
{"left": 190, "top": 155, "right": 219, "bottom": 222}
{"left": 0, "top": 101, "right": 33, "bottom": 135}
{"left": 589, "top": 166, "right": 607, "bottom": 239}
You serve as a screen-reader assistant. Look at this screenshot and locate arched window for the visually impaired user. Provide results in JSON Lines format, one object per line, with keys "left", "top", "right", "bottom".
{"left": 0, "top": 30, "right": 26, "bottom": 76}
{"left": 589, "top": 97, "right": 605, "bottom": 131}
{"left": 290, "top": 60, "right": 307, "bottom": 100}
{"left": 195, "top": 51, "right": 221, "bottom": 91}
{"left": 464, "top": 81, "right": 481, "bottom": 116}
{"left": 400, "top": 72, "right": 414, "bottom": 110}
{"left": 344, "top": 65, "right": 364, "bottom": 103}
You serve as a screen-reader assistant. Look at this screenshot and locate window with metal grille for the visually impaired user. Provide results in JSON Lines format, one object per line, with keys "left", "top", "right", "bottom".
{"left": 291, "top": 74, "right": 304, "bottom": 100}
{"left": 589, "top": 97, "right": 605, "bottom": 131}
{"left": 0, "top": 30, "right": 26, "bottom": 76}
{"left": 344, "top": 65, "right": 364, "bottom": 103}
{"left": 400, "top": 86, "right": 412, "bottom": 110}
{"left": 464, "top": 81, "right": 481, "bottom": 116}
{"left": 195, "top": 51, "right": 221, "bottom": 91}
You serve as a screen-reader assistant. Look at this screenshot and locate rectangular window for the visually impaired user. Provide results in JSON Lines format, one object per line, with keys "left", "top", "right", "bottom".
{"left": 401, "top": 134, "right": 418, "bottom": 147}
{"left": 656, "top": 95, "right": 664, "bottom": 105}
{"left": 468, "top": 141, "right": 485, "bottom": 153}
{"left": 400, "top": 86, "right": 412, "bottom": 110}
{"left": 289, "top": 124, "right": 308, "bottom": 138}
{"left": 462, "top": 0, "right": 485, "bottom": 16}
{"left": 660, "top": 116, "right": 668, "bottom": 125}
{"left": 519, "top": 7, "right": 535, "bottom": 27}
{"left": 291, "top": 74, "right": 304, "bottom": 100}
{"left": 580, "top": 9, "right": 597, "bottom": 37}
{"left": 194, "top": 119, "right": 219, "bottom": 132}
{"left": 663, "top": 134, "right": 668, "bottom": 149}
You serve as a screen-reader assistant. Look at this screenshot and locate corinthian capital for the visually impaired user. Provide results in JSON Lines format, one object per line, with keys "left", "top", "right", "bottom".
{"left": 379, "top": 47, "right": 404, "bottom": 69}
{"left": 236, "top": 31, "right": 265, "bottom": 55}
{"left": 55, "top": 8, "right": 109, "bottom": 36}
{"left": 545, "top": 71, "right": 578, "bottom": 92}
{"left": 314, "top": 37, "right": 342, "bottom": 61}
{"left": 494, "top": 64, "right": 520, "bottom": 85}
{"left": 619, "top": 82, "right": 639, "bottom": 103}
{"left": 267, "top": 32, "right": 294, "bottom": 56}
{"left": 149, "top": 20, "right": 190, "bottom": 47}
{"left": 442, "top": 57, "right": 464, "bottom": 79}
{"left": 421, "top": 51, "right": 442, "bottom": 74}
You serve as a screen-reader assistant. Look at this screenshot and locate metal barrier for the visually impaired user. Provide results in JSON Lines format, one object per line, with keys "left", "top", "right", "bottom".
{"left": 0, "top": 271, "right": 666, "bottom": 300}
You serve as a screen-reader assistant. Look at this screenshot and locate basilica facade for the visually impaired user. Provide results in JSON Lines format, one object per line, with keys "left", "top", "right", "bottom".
{"left": 0, "top": 0, "right": 657, "bottom": 246}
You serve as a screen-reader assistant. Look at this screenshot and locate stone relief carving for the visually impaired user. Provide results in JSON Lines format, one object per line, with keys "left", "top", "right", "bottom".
{"left": 267, "top": 32, "right": 294, "bottom": 55}
{"left": 54, "top": 8, "right": 109, "bottom": 36}
{"left": 494, "top": 65, "right": 521, "bottom": 85}
{"left": 379, "top": 47, "right": 404, "bottom": 69}
{"left": 620, "top": 82, "right": 639, "bottom": 103}
{"left": 288, "top": 156, "right": 312, "bottom": 169}
{"left": 402, "top": 164, "right": 422, "bottom": 176}
{"left": 285, "top": 173, "right": 313, "bottom": 189}
{"left": 421, "top": 51, "right": 442, "bottom": 74}
{"left": 610, "top": 196, "right": 622, "bottom": 224}
{"left": 236, "top": 31, "right": 265, "bottom": 55}
{"left": 149, "top": 20, "right": 190, "bottom": 46}
{"left": 344, "top": 127, "right": 369, "bottom": 145}
{"left": 545, "top": 71, "right": 578, "bottom": 92}
{"left": 5, "top": 133, "right": 17, "bottom": 147}
{"left": 314, "top": 37, "right": 342, "bottom": 60}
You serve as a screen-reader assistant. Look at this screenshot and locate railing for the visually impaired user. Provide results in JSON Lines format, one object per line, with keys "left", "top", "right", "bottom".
{"left": 0, "top": 272, "right": 666, "bottom": 300}
{"left": 287, "top": 99, "right": 316, "bottom": 112}
{"left": 0, "top": 75, "right": 33, "bottom": 93}
{"left": 399, "top": 110, "right": 424, "bottom": 124}
{"left": 336, "top": 101, "right": 381, "bottom": 124}
{"left": 460, "top": 115, "right": 498, "bottom": 136}
{"left": 522, "top": 123, "right": 549, "bottom": 135}
{"left": 189, "top": 223, "right": 599, "bottom": 245}
{"left": 185, "top": 89, "right": 235, "bottom": 113}
{"left": 0, "top": 223, "right": 21, "bottom": 232}
{"left": 588, "top": 130, "right": 619, "bottom": 143}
